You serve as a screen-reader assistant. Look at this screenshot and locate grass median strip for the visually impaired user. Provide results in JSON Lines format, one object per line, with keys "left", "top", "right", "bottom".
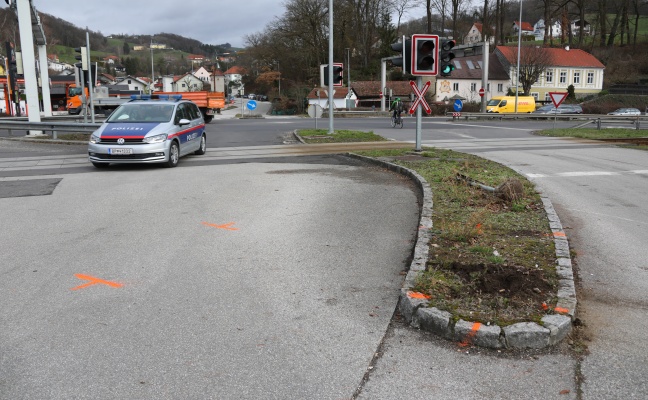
{"left": 354, "top": 147, "right": 559, "bottom": 327}
{"left": 298, "top": 129, "right": 387, "bottom": 143}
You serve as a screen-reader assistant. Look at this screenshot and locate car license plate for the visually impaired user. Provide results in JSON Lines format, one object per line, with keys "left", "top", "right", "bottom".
{"left": 109, "top": 148, "right": 133, "bottom": 155}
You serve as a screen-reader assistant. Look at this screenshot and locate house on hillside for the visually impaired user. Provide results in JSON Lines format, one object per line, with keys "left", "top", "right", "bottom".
{"left": 117, "top": 75, "right": 149, "bottom": 92}
{"left": 224, "top": 66, "right": 247, "bottom": 95}
{"left": 464, "top": 22, "right": 495, "bottom": 45}
{"left": 512, "top": 21, "right": 534, "bottom": 36}
{"left": 97, "top": 73, "right": 117, "bottom": 86}
{"left": 494, "top": 46, "right": 604, "bottom": 101}
{"left": 307, "top": 87, "right": 357, "bottom": 110}
{"left": 158, "top": 73, "right": 204, "bottom": 92}
{"left": 193, "top": 66, "right": 211, "bottom": 84}
{"left": 434, "top": 53, "right": 511, "bottom": 104}
{"left": 210, "top": 69, "right": 225, "bottom": 93}
{"left": 534, "top": 19, "right": 561, "bottom": 40}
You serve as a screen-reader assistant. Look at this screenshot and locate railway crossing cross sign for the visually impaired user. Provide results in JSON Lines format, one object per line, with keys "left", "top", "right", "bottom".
{"left": 409, "top": 80, "right": 431, "bottom": 114}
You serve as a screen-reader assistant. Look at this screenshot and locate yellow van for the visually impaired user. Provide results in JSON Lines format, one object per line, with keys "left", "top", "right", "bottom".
{"left": 486, "top": 96, "right": 536, "bottom": 113}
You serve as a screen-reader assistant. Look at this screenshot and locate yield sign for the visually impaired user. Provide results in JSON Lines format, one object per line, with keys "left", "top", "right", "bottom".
{"left": 409, "top": 80, "right": 431, "bottom": 114}
{"left": 549, "top": 92, "right": 568, "bottom": 108}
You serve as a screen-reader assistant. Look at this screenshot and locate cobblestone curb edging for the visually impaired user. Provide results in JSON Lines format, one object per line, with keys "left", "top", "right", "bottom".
{"left": 346, "top": 153, "right": 576, "bottom": 349}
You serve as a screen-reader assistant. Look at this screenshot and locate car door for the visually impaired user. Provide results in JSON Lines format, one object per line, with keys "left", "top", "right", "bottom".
{"left": 186, "top": 102, "right": 204, "bottom": 153}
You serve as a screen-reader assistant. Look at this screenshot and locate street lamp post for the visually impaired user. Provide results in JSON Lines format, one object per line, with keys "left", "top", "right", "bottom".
{"left": 276, "top": 61, "right": 280, "bottom": 97}
{"left": 150, "top": 37, "right": 155, "bottom": 93}
{"left": 515, "top": 0, "right": 523, "bottom": 113}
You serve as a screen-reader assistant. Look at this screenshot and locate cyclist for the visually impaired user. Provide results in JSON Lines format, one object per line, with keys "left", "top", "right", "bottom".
{"left": 390, "top": 97, "right": 404, "bottom": 122}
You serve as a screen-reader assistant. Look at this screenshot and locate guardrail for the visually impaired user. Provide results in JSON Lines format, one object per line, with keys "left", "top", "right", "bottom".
{"left": 0, "top": 120, "right": 102, "bottom": 139}
{"left": 452, "top": 112, "right": 647, "bottom": 129}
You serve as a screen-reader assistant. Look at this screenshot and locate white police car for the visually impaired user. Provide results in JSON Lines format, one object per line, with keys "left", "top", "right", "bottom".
{"left": 88, "top": 95, "right": 206, "bottom": 168}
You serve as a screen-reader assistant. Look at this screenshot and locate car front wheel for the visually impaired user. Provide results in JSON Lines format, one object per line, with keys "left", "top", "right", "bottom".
{"left": 165, "top": 141, "right": 180, "bottom": 168}
{"left": 194, "top": 134, "right": 206, "bottom": 155}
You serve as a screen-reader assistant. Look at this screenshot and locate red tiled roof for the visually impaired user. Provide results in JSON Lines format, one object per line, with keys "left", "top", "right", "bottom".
{"left": 514, "top": 21, "right": 534, "bottom": 32}
{"left": 224, "top": 66, "right": 246, "bottom": 75}
{"left": 495, "top": 46, "right": 605, "bottom": 68}
{"left": 473, "top": 22, "right": 483, "bottom": 33}
{"left": 307, "top": 87, "right": 352, "bottom": 99}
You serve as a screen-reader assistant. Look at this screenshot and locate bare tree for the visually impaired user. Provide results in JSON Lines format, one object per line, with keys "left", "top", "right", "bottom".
{"left": 389, "top": 0, "right": 417, "bottom": 33}
{"left": 429, "top": 0, "right": 449, "bottom": 34}
{"left": 512, "top": 46, "right": 553, "bottom": 96}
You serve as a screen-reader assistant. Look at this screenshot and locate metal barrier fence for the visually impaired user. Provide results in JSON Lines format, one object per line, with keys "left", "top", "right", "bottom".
{"left": 0, "top": 120, "right": 102, "bottom": 139}
{"left": 452, "top": 113, "right": 647, "bottom": 130}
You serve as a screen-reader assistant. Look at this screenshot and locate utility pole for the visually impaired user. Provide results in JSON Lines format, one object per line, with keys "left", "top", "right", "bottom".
{"left": 327, "top": 0, "right": 334, "bottom": 134}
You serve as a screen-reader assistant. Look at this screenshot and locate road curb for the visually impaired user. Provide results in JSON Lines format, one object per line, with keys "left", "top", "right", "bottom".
{"left": 346, "top": 153, "right": 576, "bottom": 350}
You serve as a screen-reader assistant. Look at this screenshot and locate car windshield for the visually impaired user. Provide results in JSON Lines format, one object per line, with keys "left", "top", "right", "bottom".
{"left": 486, "top": 99, "right": 501, "bottom": 106}
{"left": 107, "top": 104, "right": 175, "bottom": 123}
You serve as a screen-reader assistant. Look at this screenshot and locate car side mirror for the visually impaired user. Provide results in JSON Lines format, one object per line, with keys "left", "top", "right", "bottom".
{"left": 178, "top": 118, "right": 191, "bottom": 126}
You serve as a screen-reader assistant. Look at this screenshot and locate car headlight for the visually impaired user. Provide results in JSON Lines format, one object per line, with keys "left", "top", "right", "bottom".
{"left": 90, "top": 133, "right": 100, "bottom": 143}
{"left": 143, "top": 134, "right": 168, "bottom": 144}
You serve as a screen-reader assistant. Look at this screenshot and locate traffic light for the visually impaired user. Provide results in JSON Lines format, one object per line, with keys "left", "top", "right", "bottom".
{"left": 390, "top": 36, "right": 411, "bottom": 74}
{"left": 332, "top": 65, "right": 343, "bottom": 86}
{"left": 323, "top": 63, "right": 343, "bottom": 86}
{"left": 439, "top": 39, "right": 456, "bottom": 77}
{"left": 74, "top": 46, "right": 88, "bottom": 70}
{"left": 411, "top": 34, "right": 439, "bottom": 76}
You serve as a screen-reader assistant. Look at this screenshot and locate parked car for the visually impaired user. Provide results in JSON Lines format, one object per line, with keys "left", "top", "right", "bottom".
{"left": 607, "top": 107, "right": 641, "bottom": 116}
{"left": 533, "top": 104, "right": 583, "bottom": 114}
{"left": 88, "top": 96, "right": 206, "bottom": 168}
{"left": 248, "top": 93, "right": 256, "bottom": 100}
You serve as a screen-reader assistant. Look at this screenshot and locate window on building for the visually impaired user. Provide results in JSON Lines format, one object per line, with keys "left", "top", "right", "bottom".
{"left": 497, "top": 83, "right": 503, "bottom": 92}
{"left": 545, "top": 93, "right": 551, "bottom": 101}
{"left": 574, "top": 71, "right": 581, "bottom": 84}
{"left": 587, "top": 72, "right": 594, "bottom": 84}
{"left": 560, "top": 71, "right": 567, "bottom": 84}
{"left": 545, "top": 70, "right": 553, "bottom": 83}
{"left": 453, "top": 83, "right": 459, "bottom": 91}
{"left": 470, "top": 83, "right": 477, "bottom": 91}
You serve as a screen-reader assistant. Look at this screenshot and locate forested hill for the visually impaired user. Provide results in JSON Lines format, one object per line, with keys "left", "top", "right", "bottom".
{"left": 0, "top": 8, "right": 231, "bottom": 57}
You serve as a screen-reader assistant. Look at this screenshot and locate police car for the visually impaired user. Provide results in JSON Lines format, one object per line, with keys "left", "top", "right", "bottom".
{"left": 88, "top": 95, "right": 206, "bottom": 168}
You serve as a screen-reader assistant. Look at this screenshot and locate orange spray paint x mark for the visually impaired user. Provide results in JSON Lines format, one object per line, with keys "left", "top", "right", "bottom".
{"left": 459, "top": 322, "right": 482, "bottom": 347}
{"left": 554, "top": 307, "right": 570, "bottom": 314}
{"left": 202, "top": 222, "right": 238, "bottom": 231}
{"left": 407, "top": 291, "right": 431, "bottom": 300}
{"left": 553, "top": 232, "right": 566, "bottom": 237}
{"left": 71, "top": 274, "right": 123, "bottom": 291}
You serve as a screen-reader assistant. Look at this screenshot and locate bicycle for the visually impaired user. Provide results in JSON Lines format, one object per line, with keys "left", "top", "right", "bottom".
{"left": 391, "top": 112, "right": 403, "bottom": 128}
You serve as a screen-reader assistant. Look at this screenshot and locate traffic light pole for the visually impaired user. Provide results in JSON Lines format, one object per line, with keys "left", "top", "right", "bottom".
{"left": 415, "top": 76, "right": 422, "bottom": 152}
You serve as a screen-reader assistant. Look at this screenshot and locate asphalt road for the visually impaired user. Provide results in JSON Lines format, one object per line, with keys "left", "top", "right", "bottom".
{"left": 0, "top": 144, "right": 420, "bottom": 399}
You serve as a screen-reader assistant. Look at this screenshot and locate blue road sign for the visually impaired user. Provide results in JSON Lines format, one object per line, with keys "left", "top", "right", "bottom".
{"left": 453, "top": 99, "right": 463, "bottom": 112}
{"left": 247, "top": 100, "right": 257, "bottom": 110}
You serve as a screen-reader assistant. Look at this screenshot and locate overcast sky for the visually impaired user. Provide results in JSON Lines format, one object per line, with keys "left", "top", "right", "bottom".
{"left": 3, "top": 0, "right": 425, "bottom": 49}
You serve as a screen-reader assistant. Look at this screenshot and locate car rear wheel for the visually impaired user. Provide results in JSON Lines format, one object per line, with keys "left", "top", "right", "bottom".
{"left": 194, "top": 134, "right": 206, "bottom": 155}
{"left": 165, "top": 141, "right": 180, "bottom": 168}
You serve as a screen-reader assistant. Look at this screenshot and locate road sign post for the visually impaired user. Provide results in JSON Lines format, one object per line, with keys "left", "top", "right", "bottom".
{"left": 549, "top": 92, "right": 568, "bottom": 129}
{"left": 409, "top": 79, "right": 432, "bottom": 151}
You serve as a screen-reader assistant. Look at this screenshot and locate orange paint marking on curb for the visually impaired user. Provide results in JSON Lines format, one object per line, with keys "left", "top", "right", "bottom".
{"left": 407, "top": 291, "right": 431, "bottom": 300}
{"left": 202, "top": 222, "right": 238, "bottom": 231}
{"left": 553, "top": 231, "right": 566, "bottom": 237}
{"left": 459, "top": 322, "right": 482, "bottom": 347}
{"left": 554, "top": 307, "right": 570, "bottom": 314}
{"left": 71, "top": 274, "right": 123, "bottom": 291}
